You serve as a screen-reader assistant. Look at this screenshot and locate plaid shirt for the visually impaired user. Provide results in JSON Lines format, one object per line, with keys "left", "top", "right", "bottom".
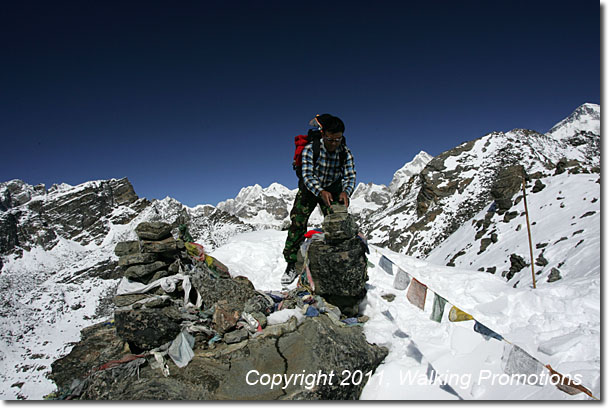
{"left": 301, "top": 142, "right": 356, "bottom": 197}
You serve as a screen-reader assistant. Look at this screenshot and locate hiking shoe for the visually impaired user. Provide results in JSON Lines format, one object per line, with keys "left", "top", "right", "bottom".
{"left": 281, "top": 263, "right": 299, "bottom": 286}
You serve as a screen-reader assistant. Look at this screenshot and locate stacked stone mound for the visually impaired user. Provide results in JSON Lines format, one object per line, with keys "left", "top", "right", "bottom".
{"left": 306, "top": 205, "right": 369, "bottom": 316}
{"left": 49, "top": 220, "right": 387, "bottom": 400}
{"left": 114, "top": 221, "right": 185, "bottom": 284}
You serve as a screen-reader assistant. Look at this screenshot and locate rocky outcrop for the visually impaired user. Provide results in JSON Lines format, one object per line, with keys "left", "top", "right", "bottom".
{"left": 363, "top": 104, "right": 600, "bottom": 258}
{"left": 54, "top": 314, "right": 387, "bottom": 400}
{"left": 49, "top": 221, "right": 387, "bottom": 400}
{"left": 0, "top": 178, "right": 147, "bottom": 255}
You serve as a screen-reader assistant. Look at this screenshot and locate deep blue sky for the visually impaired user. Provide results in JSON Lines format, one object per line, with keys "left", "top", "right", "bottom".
{"left": 1, "top": 1, "right": 600, "bottom": 206}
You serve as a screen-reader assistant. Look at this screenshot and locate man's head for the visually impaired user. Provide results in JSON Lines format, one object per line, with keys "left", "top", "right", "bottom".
{"left": 314, "top": 114, "right": 344, "bottom": 152}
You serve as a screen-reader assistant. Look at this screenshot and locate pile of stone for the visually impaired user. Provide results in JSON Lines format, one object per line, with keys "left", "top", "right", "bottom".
{"left": 304, "top": 205, "right": 369, "bottom": 316}
{"left": 49, "top": 220, "right": 387, "bottom": 400}
{"left": 114, "top": 221, "right": 186, "bottom": 286}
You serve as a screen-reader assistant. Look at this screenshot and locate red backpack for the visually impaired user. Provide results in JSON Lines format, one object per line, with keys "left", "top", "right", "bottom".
{"left": 292, "top": 129, "right": 346, "bottom": 181}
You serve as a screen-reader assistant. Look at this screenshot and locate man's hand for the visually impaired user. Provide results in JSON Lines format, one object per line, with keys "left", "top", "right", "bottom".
{"left": 339, "top": 191, "right": 350, "bottom": 208}
{"left": 320, "top": 190, "right": 333, "bottom": 207}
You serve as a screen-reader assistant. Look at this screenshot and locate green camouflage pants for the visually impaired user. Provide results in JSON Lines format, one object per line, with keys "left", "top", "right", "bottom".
{"left": 283, "top": 186, "right": 337, "bottom": 264}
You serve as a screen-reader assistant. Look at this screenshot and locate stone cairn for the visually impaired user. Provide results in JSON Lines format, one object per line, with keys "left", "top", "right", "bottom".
{"left": 49, "top": 220, "right": 387, "bottom": 400}
{"left": 301, "top": 205, "right": 369, "bottom": 317}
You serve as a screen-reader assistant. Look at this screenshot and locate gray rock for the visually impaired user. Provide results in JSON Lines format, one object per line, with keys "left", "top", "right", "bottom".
{"left": 135, "top": 222, "right": 173, "bottom": 241}
{"left": 191, "top": 264, "right": 257, "bottom": 313}
{"left": 114, "top": 241, "right": 140, "bottom": 257}
{"left": 307, "top": 237, "right": 367, "bottom": 315}
{"left": 140, "top": 237, "right": 178, "bottom": 253}
{"left": 118, "top": 252, "right": 159, "bottom": 267}
{"left": 113, "top": 294, "right": 150, "bottom": 307}
{"left": 503, "top": 211, "right": 519, "bottom": 223}
{"left": 479, "top": 238, "right": 493, "bottom": 254}
{"left": 532, "top": 179, "right": 546, "bottom": 193}
{"left": 114, "top": 307, "right": 182, "bottom": 351}
{"left": 535, "top": 253, "right": 548, "bottom": 267}
{"left": 507, "top": 254, "right": 528, "bottom": 280}
{"left": 308, "top": 237, "right": 367, "bottom": 297}
{"left": 547, "top": 267, "right": 562, "bottom": 283}
{"left": 224, "top": 328, "right": 249, "bottom": 344}
{"left": 322, "top": 208, "right": 359, "bottom": 244}
{"left": 124, "top": 261, "right": 168, "bottom": 280}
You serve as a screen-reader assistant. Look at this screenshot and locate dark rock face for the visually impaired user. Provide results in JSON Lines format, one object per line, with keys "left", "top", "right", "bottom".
{"left": 191, "top": 268, "right": 257, "bottom": 313}
{"left": 490, "top": 166, "right": 524, "bottom": 213}
{"left": 506, "top": 254, "right": 528, "bottom": 280}
{"left": 114, "top": 307, "right": 182, "bottom": 351}
{"left": 50, "top": 321, "right": 127, "bottom": 392}
{"left": 0, "top": 178, "right": 147, "bottom": 255}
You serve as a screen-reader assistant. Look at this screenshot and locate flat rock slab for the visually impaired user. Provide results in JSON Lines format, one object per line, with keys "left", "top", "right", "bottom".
{"left": 135, "top": 222, "right": 173, "bottom": 241}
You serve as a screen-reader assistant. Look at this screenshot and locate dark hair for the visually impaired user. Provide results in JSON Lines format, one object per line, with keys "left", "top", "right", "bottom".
{"left": 315, "top": 114, "right": 345, "bottom": 133}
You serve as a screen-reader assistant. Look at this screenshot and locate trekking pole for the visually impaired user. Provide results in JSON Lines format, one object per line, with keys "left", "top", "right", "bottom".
{"left": 521, "top": 168, "right": 536, "bottom": 289}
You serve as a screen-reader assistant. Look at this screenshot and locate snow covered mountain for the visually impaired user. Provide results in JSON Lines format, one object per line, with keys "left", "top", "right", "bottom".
{"left": 0, "top": 103, "right": 600, "bottom": 400}
{"left": 216, "top": 183, "right": 298, "bottom": 229}
{"left": 215, "top": 150, "right": 432, "bottom": 230}
{"left": 362, "top": 103, "right": 600, "bottom": 261}
{"left": 0, "top": 180, "right": 254, "bottom": 399}
{"left": 389, "top": 150, "right": 434, "bottom": 193}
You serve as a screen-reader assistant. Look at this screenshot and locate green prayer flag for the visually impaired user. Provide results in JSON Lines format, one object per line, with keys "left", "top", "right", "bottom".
{"left": 430, "top": 293, "right": 448, "bottom": 322}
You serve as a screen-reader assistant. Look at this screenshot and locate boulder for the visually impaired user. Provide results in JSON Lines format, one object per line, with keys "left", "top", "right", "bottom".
{"left": 547, "top": 267, "right": 562, "bottom": 283}
{"left": 114, "top": 307, "right": 182, "bottom": 351}
{"left": 191, "top": 265, "right": 257, "bottom": 313}
{"left": 307, "top": 209, "right": 368, "bottom": 315}
{"left": 212, "top": 300, "right": 241, "bottom": 333}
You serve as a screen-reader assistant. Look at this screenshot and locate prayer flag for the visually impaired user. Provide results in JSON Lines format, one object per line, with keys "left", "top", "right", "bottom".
{"left": 448, "top": 306, "right": 474, "bottom": 322}
{"left": 379, "top": 255, "right": 394, "bottom": 275}
{"left": 545, "top": 364, "right": 594, "bottom": 398}
{"left": 393, "top": 267, "right": 410, "bottom": 290}
{"left": 406, "top": 278, "right": 427, "bottom": 310}
{"left": 430, "top": 293, "right": 448, "bottom": 322}
{"left": 501, "top": 344, "right": 545, "bottom": 385}
{"left": 473, "top": 321, "right": 503, "bottom": 341}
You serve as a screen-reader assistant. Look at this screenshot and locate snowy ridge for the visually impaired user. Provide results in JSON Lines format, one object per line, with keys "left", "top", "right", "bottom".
{"left": 389, "top": 150, "right": 433, "bottom": 193}
{"left": 362, "top": 104, "right": 600, "bottom": 258}
{"left": 210, "top": 231, "right": 598, "bottom": 399}
{"left": 547, "top": 103, "right": 600, "bottom": 142}
{"left": 216, "top": 183, "right": 298, "bottom": 228}
{"left": 0, "top": 186, "right": 252, "bottom": 399}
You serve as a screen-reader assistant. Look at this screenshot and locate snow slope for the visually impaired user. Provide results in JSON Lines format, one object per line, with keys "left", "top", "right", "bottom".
{"left": 210, "top": 230, "right": 599, "bottom": 400}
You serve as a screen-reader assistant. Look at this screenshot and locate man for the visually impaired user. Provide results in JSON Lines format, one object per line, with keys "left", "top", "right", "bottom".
{"left": 281, "top": 114, "right": 357, "bottom": 286}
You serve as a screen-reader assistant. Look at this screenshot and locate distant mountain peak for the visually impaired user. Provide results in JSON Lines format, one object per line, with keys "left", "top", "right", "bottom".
{"left": 389, "top": 151, "right": 433, "bottom": 193}
{"left": 547, "top": 103, "right": 600, "bottom": 141}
